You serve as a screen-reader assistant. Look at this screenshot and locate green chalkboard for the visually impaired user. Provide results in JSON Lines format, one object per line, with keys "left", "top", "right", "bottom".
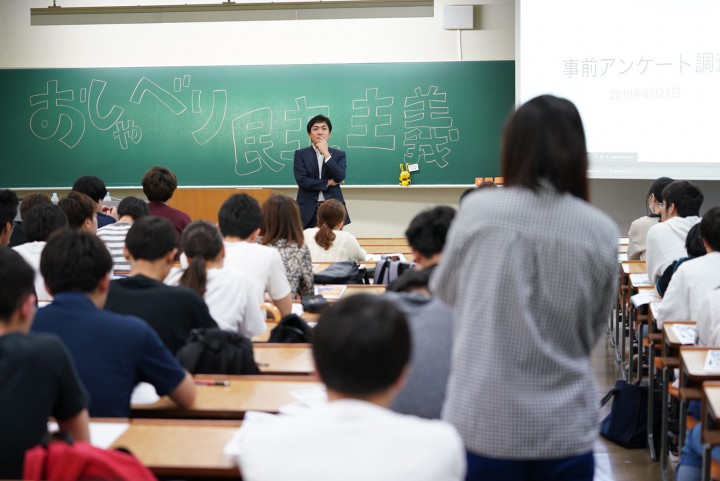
{"left": 0, "top": 62, "right": 514, "bottom": 188}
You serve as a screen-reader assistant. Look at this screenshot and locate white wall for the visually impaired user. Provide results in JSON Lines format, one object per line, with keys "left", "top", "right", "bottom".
{"left": 1, "top": 1, "right": 514, "bottom": 68}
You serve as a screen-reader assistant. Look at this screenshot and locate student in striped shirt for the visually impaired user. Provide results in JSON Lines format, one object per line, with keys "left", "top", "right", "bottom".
{"left": 97, "top": 196, "right": 148, "bottom": 273}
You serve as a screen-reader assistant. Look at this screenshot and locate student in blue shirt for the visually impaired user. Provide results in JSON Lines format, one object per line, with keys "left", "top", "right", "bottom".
{"left": 32, "top": 229, "right": 196, "bottom": 417}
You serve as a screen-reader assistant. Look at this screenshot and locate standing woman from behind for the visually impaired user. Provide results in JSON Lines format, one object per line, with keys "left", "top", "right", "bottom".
{"left": 431, "top": 95, "right": 618, "bottom": 481}
{"left": 627, "top": 176, "right": 675, "bottom": 260}
{"left": 303, "top": 199, "right": 366, "bottom": 263}
{"left": 260, "top": 195, "right": 314, "bottom": 298}
{"left": 167, "top": 221, "right": 266, "bottom": 338}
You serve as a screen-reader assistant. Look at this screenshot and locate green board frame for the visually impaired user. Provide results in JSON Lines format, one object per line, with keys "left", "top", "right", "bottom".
{"left": 0, "top": 61, "right": 514, "bottom": 188}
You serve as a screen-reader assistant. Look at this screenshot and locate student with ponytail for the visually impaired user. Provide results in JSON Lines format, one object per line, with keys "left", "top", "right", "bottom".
{"left": 167, "top": 220, "right": 265, "bottom": 338}
{"left": 303, "top": 199, "right": 366, "bottom": 263}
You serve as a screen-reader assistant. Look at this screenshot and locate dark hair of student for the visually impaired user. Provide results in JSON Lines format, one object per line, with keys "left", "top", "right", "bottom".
{"left": 141, "top": 166, "right": 178, "bottom": 202}
{"left": 388, "top": 268, "right": 432, "bottom": 293}
{"left": 23, "top": 204, "right": 68, "bottom": 242}
{"left": 459, "top": 187, "right": 478, "bottom": 203}
{"left": 260, "top": 195, "right": 304, "bottom": 246}
{"left": 117, "top": 196, "right": 149, "bottom": 220}
{"left": 218, "top": 194, "right": 263, "bottom": 239}
{"left": 306, "top": 114, "right": 332, "bottom": 133}
{"left": 313, "top": 294, "right": 411, "bottom": 395}
{"left": 501, "top": 94, "right": 589, "bottom": 201}
{"left": 0, "top": 189, "right": 19, "bottom": 231}
{"left": 686, "top": 224, "right": 707, "bottom": 258}
{"left": 315, "top": 199, "right": 345, "bottom": 250}
{"left": 646, "top": 177, "right": 675, "bottom": 218}
{"left": 701, "top": 207, "right": 720, "bottom": 252}
{"left": 19, "top": 193, "right": 52, "bottom": 220}
{"left": 72, "top": 175, "right": 107, "bottom": 203}
{"left": 0, "top": 246, "right": 36, "bottom": 321}
{"left": 405, "top": 206, "right": 456, "bottom": 258}
{"left": 57, "top": 192, "right": 96, "bottom": 229}
{"left": 124, "top": 216, "right": 179, "bottom": 261}
{"left": 40, "top": 229, "right": 113, "bottom": 295}
{"left": 661, "top": 180, "right": 704, "bottom": 218}
{"left": 178, "top": 221, "right": 223, "bottom": 297}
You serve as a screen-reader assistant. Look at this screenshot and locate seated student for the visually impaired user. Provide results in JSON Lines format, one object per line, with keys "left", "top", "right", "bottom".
{"left": 9, "top": 193, "right": 53, "bottom": 248}
{"left": 104, "top": 216, "right": 217, "bottom": 354}
{"left": 219, "top": 194, "right": 292, "bottom": 317}
{"left": 72, "top": 175, "right": 117, "bottom": 228}
{"left": 141, "top": 166, "right": 191, "bottom": 234}
{"left": 655, "top": 207, "right": 720, "bottom": 330}
{"left": 0, "top": 246, "right": 90, "bottom": 480}
{"left": 646, "top": 180, "right": 703, "bottom": 283}
{"left": 655, "top": 223, "right": 706, "bottom": 297}
{"left": 166, "top": 220, "right": 265, "bottom": 337}
{"left": 384, "top": 269, "right": 453, "bottom": 420}
{"left": 401, "top": 205, "right": 455, "bottom": 275}
{"left": 303, "top": 199, "right": 366, "bottom": 263}
{"left": 96, "top": 196, "right": 148, "bottom": 273}
{"left": 229, "top": 294, "right": 465, "bottom": 481}
{"left": 12, "top": 204, "right": 68, "bottom": 303}
{"left": 701, "top": 287, "right": 720, "bottom": 346}
{"left": 260, "top": 195, "right": 314, "bottom": 298}
{"left": 32, "top": 229, "right": 196, "bottom": 417}
{"left": 58, "top": 191, "right": 99, "bottom": 234}
{"left": 0, "top": 189, "right": 19, "bottom": 246}
{"left": 627, "top": 177, "right": 674, "bottom": 260}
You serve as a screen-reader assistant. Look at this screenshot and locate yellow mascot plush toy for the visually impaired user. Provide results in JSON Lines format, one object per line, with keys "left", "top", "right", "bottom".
{"left": 399, "top": 163, "right": 411, "bottom": 187}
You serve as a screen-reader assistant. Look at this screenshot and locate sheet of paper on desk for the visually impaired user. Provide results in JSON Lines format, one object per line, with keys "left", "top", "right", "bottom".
{"left": 47, "top": 421, "right": 129, "bottom": 449}
{"left": 704, "top": 351, "right": 720, "bottom": 373}
{"left": 315, "top": 285, "right": 347, "bottom": 299}
{"left": 291, "top": 302, "right": 304, "bottom": 316}
{"left": 629, "top": 273, "right": 651, "bottom": 287}
{"left": 631, "top": 291, "right": 656, "bottom": 307}
{"left": 670, "top": 324, "right": 697, "bottom": 345}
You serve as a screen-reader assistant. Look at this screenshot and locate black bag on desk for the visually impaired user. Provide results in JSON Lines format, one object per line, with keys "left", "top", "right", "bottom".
{"left": 313, "top": 261, "right": 367, "bottom": 284}
{"left": 600, "top": 380, "right": 661, "bottom": 449}
{"left": 268, "top": 314, "right": 313, "bottom": 343}
{"left": 177, "top": 328, "right": 260, "bottom": 375}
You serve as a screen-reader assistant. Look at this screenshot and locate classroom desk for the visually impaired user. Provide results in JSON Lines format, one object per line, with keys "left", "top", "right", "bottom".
{"left": 617, "top": 261, "right": 647, "bottom": 378}
{"left": 109, "top": 418, "right": 241, "bottom": 478}
{"left": 343, "top": 285, "right": 387, "bottom": 297}
{"left": 363, "top": 245, "right": 413, "bottom": 255}
{"left": 654, "top": 322, "right": 696, "bottom": 467}
{"left": 357, "top": 238, "right": 409, "bottom": 246}
{"left": 131, "top": 375, "right": 322, "bottom": 420}
{"left": 254, "top": 343, "right": 314, "bottom": 375}
{"left": 701, "top": 382, "right": 720, "bottom": 481}
{"left": 676, "top": 346, "right": 720, "bottom": 479}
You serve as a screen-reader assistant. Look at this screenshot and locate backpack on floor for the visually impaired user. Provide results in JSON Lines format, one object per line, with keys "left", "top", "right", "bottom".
{"left": 23, "top": 431, "right": 157, "bottom": 481}
{"left": 599, "top": 379, "right": 661, "bottom": 450}
{"left": 177, "top": 328, "right": 260, "bottom": 375}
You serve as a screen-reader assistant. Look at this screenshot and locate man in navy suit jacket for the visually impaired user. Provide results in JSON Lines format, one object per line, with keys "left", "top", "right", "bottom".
{"left": 294, "top": 115, "right": 350, "bottom": 228}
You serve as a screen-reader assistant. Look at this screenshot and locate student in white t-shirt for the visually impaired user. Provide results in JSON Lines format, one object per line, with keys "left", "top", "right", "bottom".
{"left": 228, "top": 294, "right": 465, "bottom": 481}
{"left": 166, "top": 220, "right": 265, "bottom": 338}
{"left": 12, "top": 204, "right": 68, "bottom": 303}
{"left": 218, "top": 194, "right": 292, "bottom": 317}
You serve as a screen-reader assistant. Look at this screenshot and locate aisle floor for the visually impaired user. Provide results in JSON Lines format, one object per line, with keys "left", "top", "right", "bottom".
{"left": 593, "top": 335, "right": 665, "bottom": 480}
